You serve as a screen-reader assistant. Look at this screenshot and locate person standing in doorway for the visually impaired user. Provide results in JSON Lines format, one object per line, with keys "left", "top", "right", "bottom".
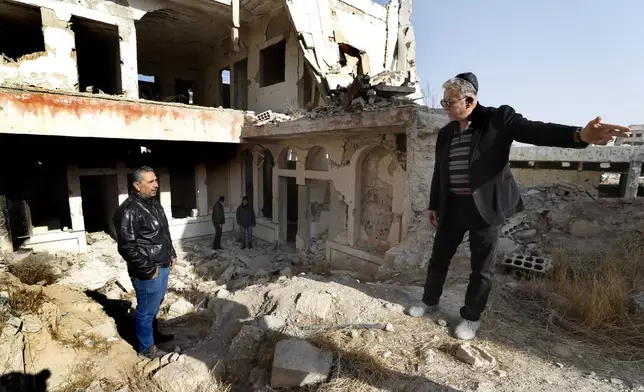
{"left": 113, "top": 166, "right": 176, "bottom": 359}
{"left": 406, "top": 72, "right": 631, "bottom": 340}
{"left": 211, "top": 196, "right": 226, "bottom": 251}
{"left": 236, "top": 196, "right": 256, "bottom": 249}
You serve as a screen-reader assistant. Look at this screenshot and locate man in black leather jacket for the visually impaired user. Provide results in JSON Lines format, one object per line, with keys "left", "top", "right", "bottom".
{"left": 113, "top": 166, "right": 176, "bottom": 359}
{"left": 406, "top": 72, "right": 631, "bottom": 341}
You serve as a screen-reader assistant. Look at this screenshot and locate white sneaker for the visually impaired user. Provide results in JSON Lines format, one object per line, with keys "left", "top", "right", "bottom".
{"left": 453, "top": 318, "right": 481, "bottom": 340}
{"left": 406, "top": 302, "right": 438, "bottom": 317}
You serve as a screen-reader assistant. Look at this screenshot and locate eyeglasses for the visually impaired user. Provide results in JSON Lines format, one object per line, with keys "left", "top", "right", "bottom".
{"left": 440, "top": 97, "right": 466, "bottom": 108}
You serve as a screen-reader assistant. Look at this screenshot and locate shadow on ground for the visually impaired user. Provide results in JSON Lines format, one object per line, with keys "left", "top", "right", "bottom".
{"left": 0, "top": 369, "right": 51, "bottom": 392}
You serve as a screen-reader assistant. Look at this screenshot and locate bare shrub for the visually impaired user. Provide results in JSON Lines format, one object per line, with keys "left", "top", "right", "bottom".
{"left": 8, "top": 254, "right": 57, "bottom": 285}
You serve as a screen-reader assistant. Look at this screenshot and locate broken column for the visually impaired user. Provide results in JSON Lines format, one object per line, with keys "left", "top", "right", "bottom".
{"left": 195, "top": 163, "right": 208, "bottom": 216}
{"left": 118, "top": 21, "right": 139, "bottom": 99}
{"left": 158, "top": 171, "right": 173, "bottom": 219}
{"left": 622, "top": 161, "right": 642, "bottom": 200}
{"left": 296, "top": 184, "right": 310, "bottom": 251}
{"left": 67, "top": 168, "right": 85, "bottom": 232}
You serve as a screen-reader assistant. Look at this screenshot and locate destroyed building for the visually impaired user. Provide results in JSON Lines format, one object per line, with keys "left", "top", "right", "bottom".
{"left": 0, "top": 0, "right": 643, "bottom": 276}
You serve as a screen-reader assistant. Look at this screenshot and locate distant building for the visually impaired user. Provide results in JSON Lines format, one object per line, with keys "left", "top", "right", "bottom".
{"left": 615, "top": 124, "right": 644, "bottom": 146}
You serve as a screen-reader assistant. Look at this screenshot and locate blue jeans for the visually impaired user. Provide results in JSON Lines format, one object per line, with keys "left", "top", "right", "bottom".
{"left": 132, "top": 266, "right": 169, "bottom": 353}
{"left": 240, "top": 226, "right": 253, "bottom": 247}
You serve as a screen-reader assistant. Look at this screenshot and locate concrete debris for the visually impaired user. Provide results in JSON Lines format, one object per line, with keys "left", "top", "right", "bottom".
{"left": 569, "top": 219, "right": 601, "bottom": 238}
{"left": 270, "top": 338, "right": 333, "bottom": 388}
{"left": 21, "top": 314, "right": 42, "bottom": 333}
{"left": 254, "top": 110, "right": 293, "bottom": 126}
{"left": 152, "top": 358, "right": 214, "bottom": 392}
{"left": 86, "top": 323, "right": 116, "bottom": 339}
{"left": 455, "top": 343, "right": 496, "bottom": 368}
{"left": 501, "top": 253, "right": 553, "bottom": 274}
{"left": 226, "top": 325, "right": 266, "bottom": 383}
{"left": 295, "top": 292, "right": 332, "bottom": 319}
{"left": 167, "top": 299, "right": 195, "bottom": 318}
{"left": 251, "top": 71, "right": 417, "bottom": 126}
{"left": 256, "top": 314, "right": 286, "bottom": 331}
{"left": 497, "top": 237, "right": 520, "bottom": 255}
{"left": 238, "top": 255, "right": 272, "bottom": 273}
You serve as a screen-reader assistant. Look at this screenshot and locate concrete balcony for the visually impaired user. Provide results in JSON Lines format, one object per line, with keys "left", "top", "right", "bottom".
{"left": 0, "top": 87, "right": 246, "bottom": 143}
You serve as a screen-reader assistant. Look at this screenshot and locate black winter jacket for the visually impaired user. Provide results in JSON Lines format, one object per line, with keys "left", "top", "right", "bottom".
{"left": 212, "top": 201, "right": 225, "bottom": 225}
{"left": 236, "top": 204, "right": 256, "bottom": 228}
{"left": 429, "top": 103, "right": 588, "bottom": 226}
{"left": 113, "top": 193, "right": 176, "bottom": 280}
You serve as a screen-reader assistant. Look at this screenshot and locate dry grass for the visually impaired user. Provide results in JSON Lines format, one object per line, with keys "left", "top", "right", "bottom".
{"left": 55, "top": 331, "right": 112, "bottom": 355}
{"left": 8, "top": 254, "right": 58, "bottom": 285}
{"left": 6, "top": 285, "right": 48, "bottom": 315}
{"left": 491, "top": 236, "right": 644, "bottom": 362}
{"left": 56, "top": 362, "right": 101, "bottom": 392}
{"left": 301, "top": 329, "right": 421, "bottom": 392}
{"left": 58, "top": 362, "right": 232, "bottom": 392}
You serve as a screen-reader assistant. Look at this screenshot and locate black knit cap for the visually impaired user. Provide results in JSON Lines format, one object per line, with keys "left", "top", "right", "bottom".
{"left": 455, "top": 72, "right": 478, "bottom": 93}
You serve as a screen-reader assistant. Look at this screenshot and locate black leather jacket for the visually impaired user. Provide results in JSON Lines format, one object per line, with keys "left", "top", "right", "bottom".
{"left": 113, "top": 193, "right": 176, "bottom": 280}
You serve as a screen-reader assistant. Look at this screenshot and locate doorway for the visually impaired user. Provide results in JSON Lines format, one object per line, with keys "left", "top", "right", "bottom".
{"left": 279, "top": 177, "right": 298, "bottom": 243}
{"left": 80, "top": 175, "right": 119, "bottom": 238}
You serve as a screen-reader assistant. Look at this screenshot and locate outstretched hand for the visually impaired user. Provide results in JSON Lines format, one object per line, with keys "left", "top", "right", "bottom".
{"left": 580, "top": 116, "right": 630, "bottom": 145}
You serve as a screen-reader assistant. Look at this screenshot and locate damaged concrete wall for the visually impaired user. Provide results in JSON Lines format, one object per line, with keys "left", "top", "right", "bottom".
{"left": 0, "top": 7, "right": 78, "bottom": 91}
{"left": 207, "top": 163, "right": 230, "bottom": 211}
{"left": 244, "top": 131, "right": 408, "bottom": 253}
{"left": 205, "top": 8, "right": 304, "bottom": 113}
{"left": 0, "top": 88, "right": 245, "bottom": 142}
{"left": 0, "top": 0, "right": 151, "bottom": 98}
{"left": 284, "top": 0, "right": 419, "bottom": 101}
{"left": 138, "top": 61, "right": 206, "bottom": 104}
{"left": 359, "top": 146, "right": 404, "bottom": 248}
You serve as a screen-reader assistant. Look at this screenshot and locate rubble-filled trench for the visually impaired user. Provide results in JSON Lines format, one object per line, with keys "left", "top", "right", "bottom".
{"left": 1, "top": 183, "right": 644, "bottom": 392}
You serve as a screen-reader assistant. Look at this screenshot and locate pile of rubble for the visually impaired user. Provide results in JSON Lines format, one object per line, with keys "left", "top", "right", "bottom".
{"left": 248, "top": 70, "right": 419, "bottom": 126}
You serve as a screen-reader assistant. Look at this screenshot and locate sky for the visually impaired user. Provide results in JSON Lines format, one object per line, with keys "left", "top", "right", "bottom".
{"left": 373, "top": 0, "right": 643, "bottom": 127}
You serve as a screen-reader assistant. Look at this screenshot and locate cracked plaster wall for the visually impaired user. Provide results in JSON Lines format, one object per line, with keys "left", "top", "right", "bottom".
{"left": 246, "top": 133, "right": 407, "bottom": 250}
{"left": 359, "top": 146, "right": 405, "bottom": 247}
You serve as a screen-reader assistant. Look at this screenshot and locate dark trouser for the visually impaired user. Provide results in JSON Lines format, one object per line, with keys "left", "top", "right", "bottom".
{"left": 240, "top": 226, "right": 252, "bottom": 247}
{"left": 422, "top": 194, "right": 501, "bottom": 322}
{"left": 213, "top": 224, "right": 222, "bottom": 250}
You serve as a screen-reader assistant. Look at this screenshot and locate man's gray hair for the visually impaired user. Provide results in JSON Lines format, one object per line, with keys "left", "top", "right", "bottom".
{"left": 133, "top": 165, "right": 155, "bottom": 183}
{"left": 442, "top": 77, "right": 477, "bottom": 98}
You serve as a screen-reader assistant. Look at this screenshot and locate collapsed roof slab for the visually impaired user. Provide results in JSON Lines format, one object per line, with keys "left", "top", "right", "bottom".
{"left": 0, "top": 87, "right": 246, "bottom": 143}
{"left": 241, "top": 105, "right": 419, "bottom": 140}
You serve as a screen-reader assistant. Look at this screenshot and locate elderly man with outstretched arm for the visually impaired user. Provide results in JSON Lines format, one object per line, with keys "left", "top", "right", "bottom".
{"left": 406, "top": 72, "right": 631, "bottom": 340}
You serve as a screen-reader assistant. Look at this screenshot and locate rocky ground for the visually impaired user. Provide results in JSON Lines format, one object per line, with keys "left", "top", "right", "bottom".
{"left": 1, "top": 182, "right": 644, "bottom": 392}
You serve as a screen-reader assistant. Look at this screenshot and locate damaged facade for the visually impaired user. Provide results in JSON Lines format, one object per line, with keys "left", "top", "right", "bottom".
{"left": 0, "top": 0, "right": 642, "bottom": 277}
{"left": 0, "top": 0, "right": 422, "bottom": 265}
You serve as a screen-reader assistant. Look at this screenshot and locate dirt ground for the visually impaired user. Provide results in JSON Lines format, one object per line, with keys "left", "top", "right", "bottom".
{"left": 1, "top": 183, "right": 643, "bottom": 392}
